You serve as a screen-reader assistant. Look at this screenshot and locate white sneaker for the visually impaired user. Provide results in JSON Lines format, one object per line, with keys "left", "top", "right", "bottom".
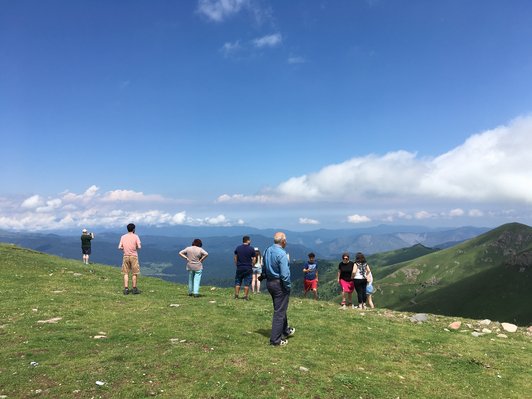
{"left": 282, "top": 327, "right": 296, "bottom": 339}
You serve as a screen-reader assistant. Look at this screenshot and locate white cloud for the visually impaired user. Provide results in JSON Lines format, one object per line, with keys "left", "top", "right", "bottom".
{"left": 380, "top": 211, "right": 413, "bottom": 222}
{"left": 217, "top": 193, "right": 272, "bottom": 203}
{"left": 36, "top": 199, "right": 63, "bottom": 213}
{"left": 299, "top": 217, "right": 320, "bottom": 225}
{"left": 63, "top": 185, "right": 100, "bottom": 202}
{"left": 469, "top": 209, "right": 484, "bottom": 217}
{"left": 0, "top": 187, "right": 244, "bottom": 231}
{"left": 220, "top": 40, "right": 241, "bottom": 57}
{"left": 449, "top": 208, "right": 465, "bottom": 217}
{"left": 253, "top": 33, "right": 282, "bottom": 48}
{"left": 204, "top": 214, "right": 228, "bottom": 225}
{"left": 347, "top": 214, "right": 371, "bottom": 224}
{"left": 172, "top": 211, "right": 187, "bottom": 224}
{"left": 101, "top": 189, "right": 165, "bottom": 202}
{"left": 21, "top": 195, "right": 44, "bottom": 209}
{"left": 197, "top": 0, "right": 249, "bottom": 22}
{"left": 415, "top": 211, "right": 434, "bottom": 220}
{"left": 218, "top": 116, "right": 532, "bottom": 206}
{"left": 288, "top": 56, "right": 306, "bottom": 64}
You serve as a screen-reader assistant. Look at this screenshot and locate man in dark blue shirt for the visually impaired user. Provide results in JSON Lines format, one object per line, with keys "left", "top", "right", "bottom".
{"left": 233, "top": 235, "right": 256, "bottom": 300}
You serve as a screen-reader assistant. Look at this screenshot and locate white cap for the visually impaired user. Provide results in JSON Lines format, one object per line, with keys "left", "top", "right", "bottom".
{"left": 254, "top": 247, "right": 259, "bottom": 250}
{"left": 82, "top": 228, "right": 87, "bottom": 233}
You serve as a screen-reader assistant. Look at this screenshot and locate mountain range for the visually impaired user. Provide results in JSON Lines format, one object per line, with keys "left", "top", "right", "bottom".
{"left": 292, "top": 222, "right": 531, "bottom": 325}
{"left": 0, "top": 225, "right": 488, "bottom": 286}
{"left": 374, "top": 222, "right": 532, "bottom": 325}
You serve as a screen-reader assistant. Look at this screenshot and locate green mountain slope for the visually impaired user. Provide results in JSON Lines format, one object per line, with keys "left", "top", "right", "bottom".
{"left": 375, "top": 223, "right": 532, "bottom": 325}
{"left": 291, "top": 243, "right": 440, "bottom": 301}
{"left": 1, "top": 243, "right": 530, "bottom": 398}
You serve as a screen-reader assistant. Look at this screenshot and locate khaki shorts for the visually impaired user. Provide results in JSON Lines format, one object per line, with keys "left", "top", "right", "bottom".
{"left": 122, "top": 256, "right": 140, "bottom": 275}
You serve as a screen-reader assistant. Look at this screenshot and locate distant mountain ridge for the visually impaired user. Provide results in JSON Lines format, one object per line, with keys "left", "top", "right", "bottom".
{"left": 0, "top": 224, "right": 489, "bottom": 286}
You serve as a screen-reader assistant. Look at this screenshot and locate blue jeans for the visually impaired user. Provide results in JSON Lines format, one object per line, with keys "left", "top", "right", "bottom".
{"left": 188, "top": 269, "right": 203, "bottom": 295}
{"left": 267, "top": 279, "right": 291, "bottom": 345}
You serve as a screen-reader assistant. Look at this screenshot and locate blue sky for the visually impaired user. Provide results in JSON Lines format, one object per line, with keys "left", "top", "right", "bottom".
{"left": 1, "top": 0, "right": 532, "bottom": 231}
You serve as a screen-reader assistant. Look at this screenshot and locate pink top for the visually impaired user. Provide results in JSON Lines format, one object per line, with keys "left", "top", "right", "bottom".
{"left": 118, "top": 233, "right": 141, "bottom": 257}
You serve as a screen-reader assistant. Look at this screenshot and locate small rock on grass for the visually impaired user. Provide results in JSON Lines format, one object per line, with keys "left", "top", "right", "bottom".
{"left": 449, "top": 321, "right": 461, "bottom": 330}
{"left": 410, "top": 313, "right": 428, "bottom": 323}
{"left": 37, "top": 317, "right": 62, "bottom": 324}
{"left": 501, "top": 323, "right": 518, "bottom": 333}
{"left": 299, "top": 366, "right": 309, "bottom": 372}
{"left": 471, "top": 332, "right": 484, "bottom": 337}
{"left": 479, "top": 319, "right": 491, "bottom": 326}
{"left": 497, "top": 334, "right": 508, "bottom": 339}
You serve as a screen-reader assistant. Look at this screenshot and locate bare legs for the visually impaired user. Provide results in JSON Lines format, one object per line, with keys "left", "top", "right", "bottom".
{"left": 251, "top": 274, "right": 261, "bottom": 293}
{"left": 341, "top": 291, "right": 353, "bottom": 305}
{"left": 123, "top": 273, "right": 138, "bottom": 289}
{"left": 367, "top": 294, "right": 375, "bottom": 308}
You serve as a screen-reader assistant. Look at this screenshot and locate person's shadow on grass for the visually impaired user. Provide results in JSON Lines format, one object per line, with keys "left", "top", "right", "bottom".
{"left": 255, "top": 329, "right": 270, "bottom": 338}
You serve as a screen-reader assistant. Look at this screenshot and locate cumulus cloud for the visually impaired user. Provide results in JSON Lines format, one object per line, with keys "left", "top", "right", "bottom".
{"left": 21, "top": 195, "right": 44, "bottom": 209}
{"left": 415, "top": 211, "right": 433, "bottom": 220}
{"left": 204, "top": 214, "right": 228, "bottom": 225}
{"left": 299, "top": 217, "right": 320, "bottom": 225}
{"left": 218, "top": 116, "right": 532, "bottom": 206}
{"left": 1, "top": 187, "right": 243, "bottom": 231}
{"left": 101, "top": 189, "right": 165, "bottom": 202}
{"left": 449, "top": 208, "right": 465, "bottom": 217}
{"left": 36, "top": 199, "right": 63, "bottom": 213}
{"left": 253, "top": 33, "right": 282, "bottom": 48}
{"left": 347, "top": 214, "right": 371, "bottom": 224}
{"left": 62, "top": 185, "right": 100, "bottom": 202}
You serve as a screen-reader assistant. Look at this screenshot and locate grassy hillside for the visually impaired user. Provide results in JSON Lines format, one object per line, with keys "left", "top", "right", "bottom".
{"left": 291, "top": 244, "right": 440, "bottom": 301}
{"left": 370, "top": 243, "right": 441, "bottom": 280}
{"left": 0, "top": 243, "right": 530, "bottom": 398}
{"left": 375, "top": 223, "right": 532, "bottom": 325}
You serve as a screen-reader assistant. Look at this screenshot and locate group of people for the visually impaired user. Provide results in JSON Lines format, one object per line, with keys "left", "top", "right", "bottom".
{"left": 81, "top": 225, "right": 374, "bottom": 346}
{"left": 338, "top": 252, "right": 374, "bottom": 309}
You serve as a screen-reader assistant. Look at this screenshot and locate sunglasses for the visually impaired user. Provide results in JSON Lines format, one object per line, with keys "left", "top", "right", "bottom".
{"left": 342, "top": 257, "right": 349, "bottom": 260}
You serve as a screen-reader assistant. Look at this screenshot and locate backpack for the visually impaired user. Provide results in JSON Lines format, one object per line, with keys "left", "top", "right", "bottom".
{"left": 357, "top": 262, "right": 367, "bottom": 278}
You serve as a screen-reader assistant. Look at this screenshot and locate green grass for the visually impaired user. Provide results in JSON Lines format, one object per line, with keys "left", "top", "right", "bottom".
{"left": 1, "top": 243, "right": 531, "bottom": 398}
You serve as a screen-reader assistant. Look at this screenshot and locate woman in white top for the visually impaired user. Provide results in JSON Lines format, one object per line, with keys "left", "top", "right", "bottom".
{"left": 251, "top": 247, "right": 263, "bottom": 293}
{"left": 352, "top": 252, "right": 372, "bottom": 309}
{"left": 179, "top": 239, "right": 208, "bottom": 297}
